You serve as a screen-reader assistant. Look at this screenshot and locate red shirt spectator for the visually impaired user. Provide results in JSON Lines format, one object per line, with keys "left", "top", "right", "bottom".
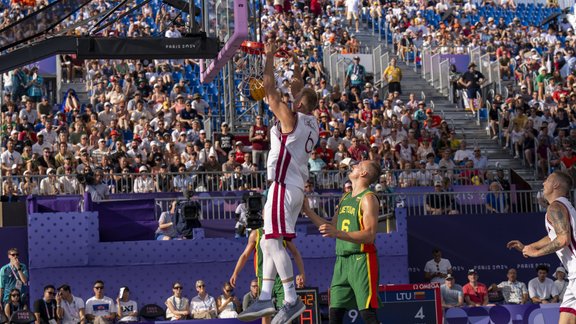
{"left": 316, "top": 140, "right": 334, "bottom": 167}
{"left": 234, "top": 142, "right": 245, "bottom": 164}
{"left": 463, "top": 270, "right": 489, "bottom": 306}
{"left": 561, "top": 150, "right": 576, "bottom": 168}
{"left": 424, "top": 109, "right": 443, "bottom": 128}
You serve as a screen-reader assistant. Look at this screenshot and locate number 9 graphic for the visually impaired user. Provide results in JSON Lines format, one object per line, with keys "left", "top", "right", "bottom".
{"left": 347, "top": 310, "right": 358, "bottom": 323}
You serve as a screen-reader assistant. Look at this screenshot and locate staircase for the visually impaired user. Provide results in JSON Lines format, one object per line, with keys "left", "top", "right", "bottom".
{"left": 353, "top": 32, "right": 539, "bottom": 187}
{"left": 401, "top": 62, "right": 540, "bottom": 186}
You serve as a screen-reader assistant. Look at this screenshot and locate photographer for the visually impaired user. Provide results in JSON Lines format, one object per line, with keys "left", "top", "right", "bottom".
{"left": 84, "top": 168, "right": 109, "bottom": 202}
{"left": 234, "top": 199, "right": 248, "bottom": 239}
{"left": 155, "top": 201, "right": 182, "bottom": 240}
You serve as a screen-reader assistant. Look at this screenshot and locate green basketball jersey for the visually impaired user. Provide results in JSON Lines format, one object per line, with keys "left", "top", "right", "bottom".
{"left": 335, "top": 189, "right": 378, "bottom": 256}
{"left": 254, "top": 228, "right": 264, "bottom": 278}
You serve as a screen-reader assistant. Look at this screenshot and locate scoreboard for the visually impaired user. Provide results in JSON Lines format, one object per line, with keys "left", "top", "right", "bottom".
{"left": 343, "top": 283, "right": 443, "bottom": 324}
{"left": 296, "top": 288, "right": 321, "bottom": 324}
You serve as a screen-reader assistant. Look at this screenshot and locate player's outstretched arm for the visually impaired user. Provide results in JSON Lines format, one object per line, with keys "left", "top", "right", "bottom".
{"left": 290, "top": 52, "right": 304, "bottom": 97}
{"left": 264, "top": 41, "right": 296, "bottom": 131}
{"left": 286, "top": 241, "right": 305, "bottom": 284}
{"left": 524, "top": 202, "right": 570, "bottom": 257}
{"left": 229, "top": 230, "right": 257, "bottom": 287}
{"left": 320, "top": 194, "right": 378, "bottom": 244}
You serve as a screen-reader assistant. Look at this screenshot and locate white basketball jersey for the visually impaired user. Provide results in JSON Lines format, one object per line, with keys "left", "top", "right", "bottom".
{"left": 267, "top": 112, "right": 319, "bottom": 188}
{"left": 546, "top": 196, "right": 576, "bottom": 280}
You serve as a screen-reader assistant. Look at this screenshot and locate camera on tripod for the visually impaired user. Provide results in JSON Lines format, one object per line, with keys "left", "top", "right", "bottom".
{"left": 174, "top": 190, "right": 202, "bottom": 239}
{"left": 244, "top": 191, "right": 263, "bottom": 229}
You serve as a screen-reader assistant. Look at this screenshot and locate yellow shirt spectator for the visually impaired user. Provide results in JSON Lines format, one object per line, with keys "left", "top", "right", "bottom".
{"left": 383, "top": 65, "right": 403, "bottom": 83}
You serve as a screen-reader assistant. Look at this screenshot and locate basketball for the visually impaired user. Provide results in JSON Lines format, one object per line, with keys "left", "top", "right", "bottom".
{"left": 249, "top": 78, "right": 265, "bottom": 101}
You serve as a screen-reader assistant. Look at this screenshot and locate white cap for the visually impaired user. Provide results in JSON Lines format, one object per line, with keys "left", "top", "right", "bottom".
{"left": 375, "top": 184, "right": 383, "bottom": 192}
{"left": 554, "top": 266, "right": 567, "bottom": 278}
{"left": 139, "top": 165, "right": 148, "bottom": 172}
{"left": 10, "top": 130, "right": 18, "bottom": 135}
{"left": 47, "top": 168, "right": 55, "bottom": 174}
{"left": 151, "top": 141, "right": 159, "bottom": 146}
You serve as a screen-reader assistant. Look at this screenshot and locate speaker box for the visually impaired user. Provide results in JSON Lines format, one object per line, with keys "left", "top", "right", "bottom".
{"left": 0, "top": 201, "right": 27, "bottom": 227}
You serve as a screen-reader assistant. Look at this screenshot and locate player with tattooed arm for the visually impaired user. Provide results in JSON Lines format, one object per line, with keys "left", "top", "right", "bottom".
{"left": 507, "top": 171, "right": 576, "bottom": 324}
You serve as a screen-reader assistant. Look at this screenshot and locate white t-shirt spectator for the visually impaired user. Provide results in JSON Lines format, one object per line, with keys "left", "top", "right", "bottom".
{"left": 60, "top": 296, "right": 85, "bottom": 324}
{"left": 85, "top": 296, "right": 116, "bottom": 318}
{"left": 528, "top": 277, "right": 559, "bottom": 301}
{"left": 1, "top": 150, "right": 22, "bottom": 168}
{"left": 192, "top": 99, "right": 209, "bottom": 116}
{"left": 118, "top": 300, "right": 138, "bottom": 322}
{"left": 346, "top": 0, "right": 360, "bottom": 13}
{"left": 165, "top": 28, "right": 182, "bottom": 38}
{"left": 38, "top": 128, "right": 58, "bottom": 145}
{"left": 424, "top": 258, "right": 452, "bottom": 284}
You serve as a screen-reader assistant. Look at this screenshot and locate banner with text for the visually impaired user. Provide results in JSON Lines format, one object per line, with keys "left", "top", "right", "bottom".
{"left": 407, "top": 211, "right": 558, "bottom": 286}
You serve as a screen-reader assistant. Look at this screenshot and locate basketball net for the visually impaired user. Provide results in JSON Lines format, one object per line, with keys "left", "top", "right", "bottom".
{"left": 237, "top": 41, "right": 265, "bottom": 102}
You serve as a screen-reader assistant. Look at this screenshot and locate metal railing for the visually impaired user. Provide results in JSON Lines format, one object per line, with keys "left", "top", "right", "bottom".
{"left": 4, "top": 167, "right": 512, "bottom": 196}
{"left": 373, "top": 45, "right": 382, "bottom": 86}
{"left": 394, "top": 189, "right": 544, "bottom": 216}
{"left": 151, "top": 188, "right": 545, "bottom": 221}
{"left": 439, "top": 59, "right": 450, "bottom": 96}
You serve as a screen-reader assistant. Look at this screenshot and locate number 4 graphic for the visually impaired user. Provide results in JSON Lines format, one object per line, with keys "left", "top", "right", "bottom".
{"left": 414, "top": 307, "right": 425, "bottom": 320}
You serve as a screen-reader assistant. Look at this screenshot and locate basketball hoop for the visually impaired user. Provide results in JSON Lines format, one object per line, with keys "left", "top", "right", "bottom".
{"left": 240, "top": 40, "right": 264, "bottom": 55}
{"left": 237, "top": 41, "right": 266, "bottom": 102}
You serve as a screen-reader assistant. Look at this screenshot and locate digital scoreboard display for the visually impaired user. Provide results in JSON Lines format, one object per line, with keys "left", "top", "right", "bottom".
{"left": 343, "top": 283, "right": 443, "bottom": 324}
{"left": 296, "top": 288, "right": 321, "bottom": 324}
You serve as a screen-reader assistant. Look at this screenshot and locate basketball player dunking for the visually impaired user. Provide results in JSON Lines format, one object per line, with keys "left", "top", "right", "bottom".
{"left": 508, "top": 171, "right": 576, "bottom": 324}
{"left": 238, "top": 42, "right": 319, "bottom": 324}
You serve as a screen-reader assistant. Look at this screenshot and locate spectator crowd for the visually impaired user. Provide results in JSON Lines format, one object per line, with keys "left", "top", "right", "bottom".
{"left": 3, "top": 0, "right": 572, "bottom": 204}
{"left": 424, "top": 249, "right": 569, "bottom": 309}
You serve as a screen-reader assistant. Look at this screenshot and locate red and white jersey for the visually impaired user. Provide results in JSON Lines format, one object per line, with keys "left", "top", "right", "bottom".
{"left": 546, "top": 196, "right": 576, "bottom": 280}
{"left": 267, "top": 112, "right": 319, "bottom": 188}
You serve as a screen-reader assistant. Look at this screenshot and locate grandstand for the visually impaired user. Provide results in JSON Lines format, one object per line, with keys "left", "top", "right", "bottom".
{"left": 0, "top": 0, "right": 574, "bottom": 322}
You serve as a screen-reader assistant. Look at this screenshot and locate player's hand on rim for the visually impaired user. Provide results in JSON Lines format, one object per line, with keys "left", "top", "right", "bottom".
{"left": 264, "top": 41, "right": 278, "bottom": 56}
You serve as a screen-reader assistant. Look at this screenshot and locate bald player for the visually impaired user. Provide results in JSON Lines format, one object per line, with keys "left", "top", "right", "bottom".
{"left": 302, "top": 160, "right": 381, "bottom": 324}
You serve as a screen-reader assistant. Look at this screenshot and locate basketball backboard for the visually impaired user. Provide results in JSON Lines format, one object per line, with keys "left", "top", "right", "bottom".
{"left": 200, "top": 0, "right": 248, "bottom": 83}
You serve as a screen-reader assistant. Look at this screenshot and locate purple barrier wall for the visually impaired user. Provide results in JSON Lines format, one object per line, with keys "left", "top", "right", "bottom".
{"left": 95, "top": 191, "right": 343, "bottom": 242}
{"left": 395, "top": 185, "right": 517, "bottom": 207}
{"left": 439, "top": 54, "right": 470, "bottom": 73}
{"left": 445, "top": 304, "right": 560, "bottom": 323}
{"left": 408, "top": 211, "right": 558, "bottom": 286}
{"left": 26, "top": 209, "right": 409, "bottom": 307}
{"left": 27, "top": 195, "right": 83, "bottom": 213}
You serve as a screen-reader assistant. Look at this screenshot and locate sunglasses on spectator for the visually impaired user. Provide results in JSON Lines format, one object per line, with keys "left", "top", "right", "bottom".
{"left": 94, "top": 286, "right": 104, "bottom": 290}
{"left": 11, "top": 294, "right": 20, "bottom": 297}
{"left": 10, "top": 253, "right": 18, "bottom": 256}
{"left": 47, "top": 291, "right": 55, "bottom": 295}
{"left": 173, "top": 286, "right": 183, "bottom": 290}
{"left": 197, "top": 285, "right": 205, "bottom": 288}
{"left": 225, "top": 289, "right": 233, "bottom": 293}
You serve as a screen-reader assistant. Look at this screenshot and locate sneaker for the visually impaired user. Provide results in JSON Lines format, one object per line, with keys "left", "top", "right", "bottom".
{"left": 271, "top": 299, "right": 306, "bottom": 324}
{"left": 238, "top": 299, "right": 276, "bottom": 322}
{"left": 492, "top": 136, "right": 498, "bottom": 140}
